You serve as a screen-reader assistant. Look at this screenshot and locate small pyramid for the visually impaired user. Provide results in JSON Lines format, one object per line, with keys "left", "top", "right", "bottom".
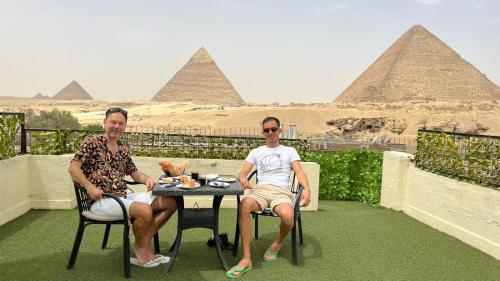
{"left": 52, "top": 80, "right": 93, "bottom": 100}
{"left": 33, "top": 93, "right": 50, "bottom": 99}
{"left": 334, "top": 25, "right": 500, "bottom": 103}
{"left": 152, "top": 47, "right": 244, "bottom": 104}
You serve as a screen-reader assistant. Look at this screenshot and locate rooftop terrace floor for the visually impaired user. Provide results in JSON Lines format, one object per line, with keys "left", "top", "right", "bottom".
{"left": 1, "top": 201, "right": 499, "bottom": 280}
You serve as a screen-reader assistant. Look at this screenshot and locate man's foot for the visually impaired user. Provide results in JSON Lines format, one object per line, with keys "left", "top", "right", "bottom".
{"left": 226, "top": 259, "right": 252, "bottom": 278}
{"left": 263, "top": 241, "right": 282, "bottom": 261}
{"left": 130, "top": 257, "right": 160, "bottom": 268}
{"left": 133, "top": 243, "right": 157, "bottom": 264}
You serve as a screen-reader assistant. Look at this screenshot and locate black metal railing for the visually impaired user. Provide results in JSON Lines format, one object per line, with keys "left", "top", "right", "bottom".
{"left": 23, "top": 128, "right": 309, "bottom": 160}
{"left": 415, "top": 129, "right": 500, "bottom": 189}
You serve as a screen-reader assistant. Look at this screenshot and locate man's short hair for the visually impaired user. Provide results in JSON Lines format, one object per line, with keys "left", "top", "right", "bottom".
{"left": 105, "top": 107, "right": 128, "bottom": 121}
{"left": 262, "top": 116, "right": 280, "bottom": 127}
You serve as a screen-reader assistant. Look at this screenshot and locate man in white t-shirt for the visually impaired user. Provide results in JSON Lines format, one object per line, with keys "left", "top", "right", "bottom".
{"left": 226, "top": 116, "right": 311, "bottom": 278}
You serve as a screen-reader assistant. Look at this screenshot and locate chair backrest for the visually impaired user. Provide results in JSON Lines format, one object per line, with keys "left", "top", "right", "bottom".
{"left": 73, "top": 182, "right": 92, "bottom": 214}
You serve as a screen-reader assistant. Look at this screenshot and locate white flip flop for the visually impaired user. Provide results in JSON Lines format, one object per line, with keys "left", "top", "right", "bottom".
{"left": 130, "top": 257, "right": 160, "bottom": 268}
{"left": 154, "top": 254, "right": 170, "bottom": 263}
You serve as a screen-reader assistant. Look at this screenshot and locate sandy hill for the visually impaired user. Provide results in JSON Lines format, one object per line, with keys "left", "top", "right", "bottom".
{"left": 334, "top": 25, "right": 500, "bottom": 103}
{"left": 152, "top": 47, "right": 244, "bottom": 105}
{"left": 52, "top": 80, "right": 93, "bottom": 100}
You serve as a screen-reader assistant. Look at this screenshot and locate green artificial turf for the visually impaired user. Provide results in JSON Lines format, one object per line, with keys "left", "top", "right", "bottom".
{"left": 0, "top": 201, "right": 499, "bottom": 280}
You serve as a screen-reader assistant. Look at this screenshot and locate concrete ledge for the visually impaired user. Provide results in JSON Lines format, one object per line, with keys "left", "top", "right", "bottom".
{"left": 0, "top": 200, "right": 31, "bottom": 226}
{"left": 0, "top": 155, "right": 320, "bottom": 226}
{"left": 405, "top": 204, "right": 500, "bottom": 260}
{"left": 381, "top": 151, "right": 500, "bottom": 261}
{"left": 30, "top": 199, "right": 75, "bottom": 209}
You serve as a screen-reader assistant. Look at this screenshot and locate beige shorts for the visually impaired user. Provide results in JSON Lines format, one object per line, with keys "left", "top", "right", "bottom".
{"left": 244, "top": 184, "right": 294, "bottom": 213}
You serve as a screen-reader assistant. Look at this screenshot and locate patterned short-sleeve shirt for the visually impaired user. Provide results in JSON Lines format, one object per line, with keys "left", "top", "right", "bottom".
{"left": 72, "top": 135, "right": 137, "bottom": 198}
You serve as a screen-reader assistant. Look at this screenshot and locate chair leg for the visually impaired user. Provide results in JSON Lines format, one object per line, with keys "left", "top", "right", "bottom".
{"left": 254, "top": 214, "right": 259, "bottom": 240}
{"left": 291, "top": 223, "right": 297, "bottom": 266}
{"left": 154, "top": 232, "right": 160, "bottom": 254}
{"left": 123, "top": 224, "right": 131, "bottom": 278}
{"left": 298, "top": 212, "right": 304, "bottom": 246}
{"left": 102, "top": 224, "right": 111, "bottom": 249}
{"left": 168, "top": 238, "right": 177, "bottom": 252}
{"left": 67, "top": 222, "right": 85, "bottom": 269}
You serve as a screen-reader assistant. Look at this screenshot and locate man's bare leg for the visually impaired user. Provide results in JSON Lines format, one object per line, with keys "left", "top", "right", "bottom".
{"left": 228, "top": 198, "right": 261, "bottom": 275}
{"left": 130, "top": 197, "right": 176, "bottom": 263}
{"left": 267, "top": 203, "right": 294, "bottom": 255}
{"left": 129, "top": 202, "right": 156, "bottom": 264}
{"left": 146, "top": 196, "right": 177, "bottom": 238}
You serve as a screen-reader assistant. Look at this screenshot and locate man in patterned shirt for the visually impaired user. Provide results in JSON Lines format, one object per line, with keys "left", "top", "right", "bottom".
{"left": 68, "top": 107, "right": 176, "bottom": 268}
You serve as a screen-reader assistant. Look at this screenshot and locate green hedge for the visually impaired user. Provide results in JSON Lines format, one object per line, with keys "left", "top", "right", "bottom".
{"left": 304, "top": 149, "right": 383, "bottom": 205}
{"left": 0, "top": 113, "right": 24, "bottom": 160}
{"left": 415, "top": 130, "right": 500, "bottom": 188}
{"left": 24, "top": 128, "right": 384, "bottom": 204}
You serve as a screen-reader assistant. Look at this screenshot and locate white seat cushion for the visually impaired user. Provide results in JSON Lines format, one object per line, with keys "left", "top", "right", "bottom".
{"left": 82, "top": 211, "right": 125, "bottom": 221}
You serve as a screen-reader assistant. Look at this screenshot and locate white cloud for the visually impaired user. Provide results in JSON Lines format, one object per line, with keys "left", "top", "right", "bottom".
{"left": 411, "top": 0, "right": 445, "bottom": 5}
{"left": 313, "top": 2, "right": 349, "bottom": 15}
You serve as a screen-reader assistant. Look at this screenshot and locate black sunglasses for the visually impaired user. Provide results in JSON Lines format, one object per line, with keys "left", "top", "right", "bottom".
{"left": 105, "top": 107, "right": 128, "bottom": 119}
{"left": 263, "top": 127, "right": 278, "bottom": 133}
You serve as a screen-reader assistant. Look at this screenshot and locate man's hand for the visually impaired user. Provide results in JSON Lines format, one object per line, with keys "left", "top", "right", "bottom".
{"left": 239, "top": 177, "right": 253, "bottom": 189}
{"left": 145, "top": 176, "right": 156, "bottom": 191}
{"left": 300, "top": 189, "right": 311, "bottom": 207}
{"left": 88, "top": 185, "right": 103, "bottom": 201}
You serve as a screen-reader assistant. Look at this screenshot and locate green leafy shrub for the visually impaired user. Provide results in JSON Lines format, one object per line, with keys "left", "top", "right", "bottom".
{"left": 304, "top": 149, "right": 383, "bottom": 205}
{"left": 0, "top": 113, "right": 23, "bottom": 160}
{"left": 26, "top": 109, "right": 81, "bottom": 129}
{"left": 415, "top": 130, "right": 499, "bottom": 189}
{"left": 82, "top": 123, "right": 104, "bottom": 131}
{"left": 30, "top": 130, "right": 95, "bottom": 155}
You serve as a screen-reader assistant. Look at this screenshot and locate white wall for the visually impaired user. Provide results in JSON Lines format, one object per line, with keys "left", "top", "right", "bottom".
{"left": 0, "top": 156, "right": 30, "bottom": 226}
{"left": 0, "top": 155, "right": 320, "bottom": 226}
{"left": 381, "top": 151, "right": 500, "bottom": 261}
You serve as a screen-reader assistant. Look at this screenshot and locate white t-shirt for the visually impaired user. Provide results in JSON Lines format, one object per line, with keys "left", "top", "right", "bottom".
{"left": 245, "top": 145, "right": 301, "bottom": 190}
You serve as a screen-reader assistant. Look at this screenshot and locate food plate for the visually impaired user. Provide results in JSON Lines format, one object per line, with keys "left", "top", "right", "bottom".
{"left": 209, "top": 181, "right": 230, "bottom": 188}
{"left": 158, "top": 177, "right": 179, "bottom": 184}
{"left": 216, "top": 176, "right": 237, "bottom": 182}
{"left": 177, "top": 182, "right": 201, "bottom": 189}
{"left": 160, "top": 182, "right": 178, "bottom": 188}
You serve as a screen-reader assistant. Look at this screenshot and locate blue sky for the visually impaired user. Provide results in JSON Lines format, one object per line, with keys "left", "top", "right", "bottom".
{"left": 0, "top": 0, "right": 499, "bottom": 103}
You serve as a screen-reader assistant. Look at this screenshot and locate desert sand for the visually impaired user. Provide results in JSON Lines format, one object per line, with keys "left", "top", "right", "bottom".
{"left": 1, "top": 98, "right": 499, "bottom": 145}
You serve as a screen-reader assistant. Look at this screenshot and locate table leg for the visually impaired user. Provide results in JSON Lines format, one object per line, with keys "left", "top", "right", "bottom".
{"left": 232, "top": 195, "right": 241, "bottom": 256}
{"left": 163, "top": 196, "right": 184, "bottom": 274}
{"left": 212, "top": 195, "right": 229, "bottom": 271}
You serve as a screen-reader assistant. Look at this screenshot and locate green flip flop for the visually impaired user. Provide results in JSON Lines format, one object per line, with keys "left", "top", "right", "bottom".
{"left": 226, "top": 265, "right": 252, "bottom": 278}
{"left": 263, "top": 247, "right": 279, "bottom": 261}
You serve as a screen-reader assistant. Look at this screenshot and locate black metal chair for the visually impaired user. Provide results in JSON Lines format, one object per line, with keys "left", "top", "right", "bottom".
{"left": 233, "top": 170, "right": 304, "bottom": 265}
{"left": 67, "top": 181, "right": 160, "bottom": 278}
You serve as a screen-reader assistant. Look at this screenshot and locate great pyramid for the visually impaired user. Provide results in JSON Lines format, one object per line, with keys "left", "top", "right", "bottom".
{"left": 334, "top": 25, "right": 500, "bottom": 103}
{"left": 52, "top": 80, "right": 93, "bottom": 100}
{"left": 152, "top": 47, "right": 244, "bottom": 104}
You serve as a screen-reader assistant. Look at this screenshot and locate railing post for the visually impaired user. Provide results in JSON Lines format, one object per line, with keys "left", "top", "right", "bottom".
{"left": 20, "top": 123, "right": 27, "bottom": 154}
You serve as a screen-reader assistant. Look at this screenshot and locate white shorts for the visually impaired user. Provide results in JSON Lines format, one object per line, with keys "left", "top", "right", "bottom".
{"left": 90, "top": 190, "right": 156, "bottom": 217}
